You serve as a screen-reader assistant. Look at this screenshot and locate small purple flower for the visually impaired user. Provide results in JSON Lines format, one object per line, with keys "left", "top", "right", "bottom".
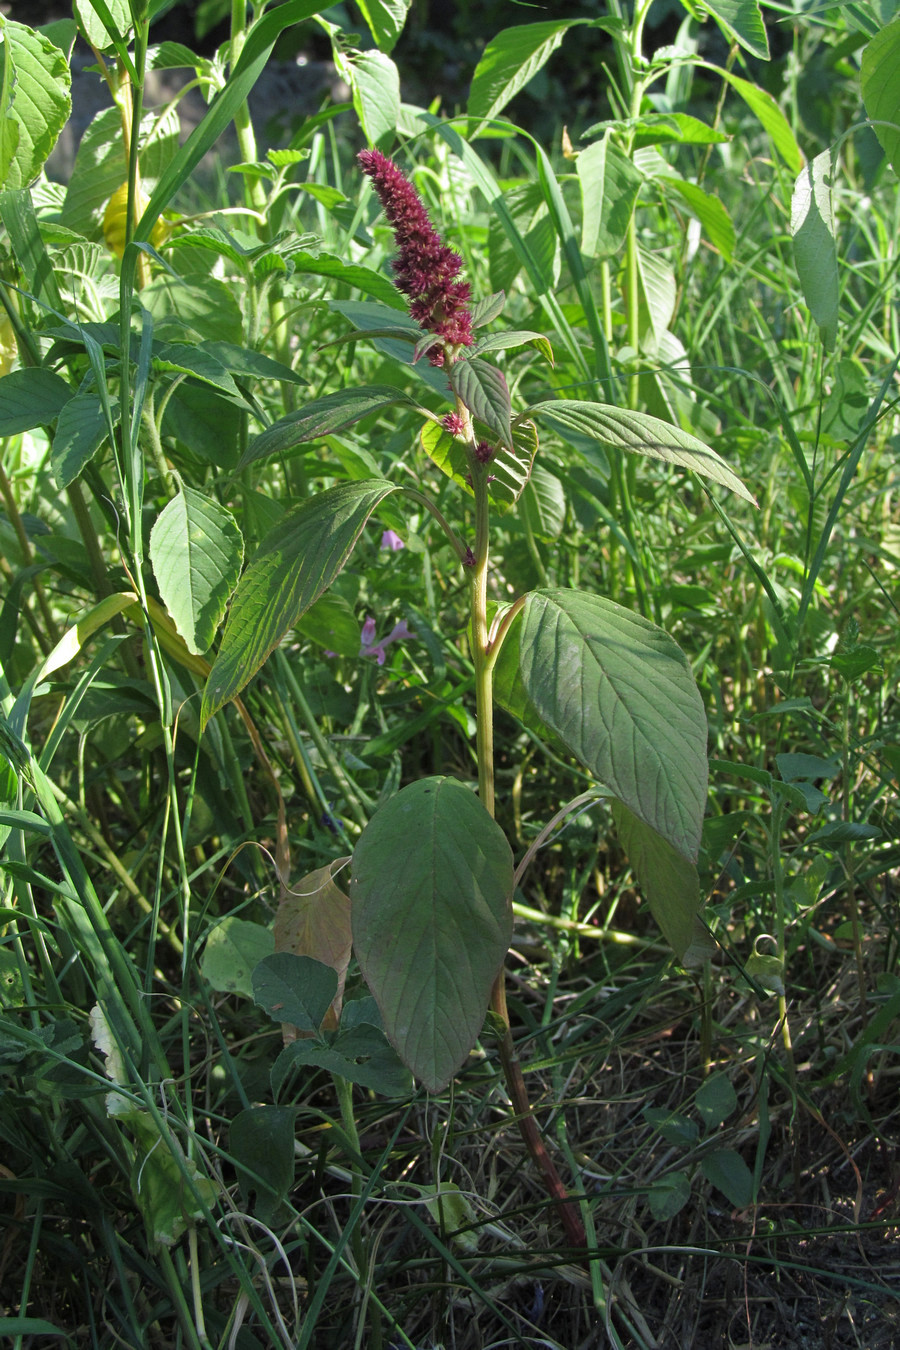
{"left": 474, "top": 439, "right": 494, "bottom": 464}
{"left": 443, "top": 412, "right": 465, "bottom": 436}
{"left": 358, "top": 149, "right": 474, "bottom": 360}
{"left": 380, "top": 528, "right": 405, "bottom": 552}
{"left": 360, "top": 616, "right": 415, "bottom": 666}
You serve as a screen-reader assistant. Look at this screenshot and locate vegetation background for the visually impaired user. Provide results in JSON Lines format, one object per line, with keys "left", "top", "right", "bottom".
{"left": 0, "top": 0, "right": 898, "bottom": 1347}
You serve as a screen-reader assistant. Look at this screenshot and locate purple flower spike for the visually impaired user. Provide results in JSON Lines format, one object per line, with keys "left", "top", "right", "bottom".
{"left": 380, "top": 528, "right": 405, "bottom": 552}
{"left": 443, "top": 412, "right": 465, "bottom": 436}
{"left": 358, "top": 150, "right": 474, "bottom": 356}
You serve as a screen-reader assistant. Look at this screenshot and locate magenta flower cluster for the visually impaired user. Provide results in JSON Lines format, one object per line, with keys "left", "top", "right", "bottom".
{"left": 358, "top": 149, "right": 473, "bottom": 364}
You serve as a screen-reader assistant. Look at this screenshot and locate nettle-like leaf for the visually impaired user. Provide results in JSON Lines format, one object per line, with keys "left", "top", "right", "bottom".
{"left": 150, "top": 486, "right": 243, "bottom": 656}
{"left": 252, "top": 953, "right": 338, "bottom": 1034}
{"left": 496, "top": 590, "right": 709, "bottom": 864}
{"left": 577, "top": 132, "right": 642, "bottom": 261}
{"left": 467, "top": 19, "right": 595, "bottom": 125}
{"left": 450, "top": 358, "right": 512, "bottom": 446}
{"left": 52, "top": 392, "right": 119, "bottom": 487}
{"left": 238, "top": 386, "right": 421, "bottom": 470}
{"left": 0, "top": 368, "right": 71, "bottom": 434}
{"left": 201, "top": 479, "right": 401, "bottom": 726}
{"left": 351, "top": 777, "right": 514, "bottom": 1092}
{"left": 528, "top": 400, "right": 754, "bottom": 503}
{"left": 0, "top": 20, "right": 71, "bottom": 192}
{"left": 696, "top": 0, "right": 769, "bottom": 60}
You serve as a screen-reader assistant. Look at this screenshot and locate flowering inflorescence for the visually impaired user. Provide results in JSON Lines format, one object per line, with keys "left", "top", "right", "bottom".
{"left": 358, "top": 149, "right": 473, "bottom": 366}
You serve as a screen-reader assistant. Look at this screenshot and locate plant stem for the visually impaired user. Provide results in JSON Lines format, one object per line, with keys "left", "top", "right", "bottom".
{"left": 467, "top": 446, "right": 585, "bottom": 1248}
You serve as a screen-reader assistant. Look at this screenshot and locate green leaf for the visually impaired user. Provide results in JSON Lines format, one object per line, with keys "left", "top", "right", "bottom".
{"left": 791, "top": 151, "right": 839, "bottom": 351}
{"left": 695, "top": 1073, "right": 738, "bottom": 1129}
{"left": 60, "top": 104, "right": 180, "bottom": 239}
{"left": 450, "top": 357, "right": 512, "bottom": 447}
{"left": 529, "top": 400, "right": 754, "bottom": 502}
{"left": 355, "top": 0, "right": 411, "bottom": 53}
{"left": 150, "top": 486, "right": 243, "bottom": 655}
{"left": 644, "top": 1106, "right": 699, "bottom": 1145}
{"left": 238, "top": 387, "right": 419, "bottom": 469}
{"left": 291, "top": 249, "right": 405, "bottom": 308}
{"left": 861, "top": 11, "right": 900, "bottom": 177}
{"left": 701, "top": 1148, "right": 754, "bottom": 1208}
{"left": 468, "top": 20, "right": 589, "bottom": 124}
{"left": 152, "top": 343, "right": 240, "bottom": 397}
{"left": 648, "top": 1170, "right": 692, "bottom": 1221}
{"left": 295, "top": 592, "right": 361, "bottom": 657}
{"left": 696, "top": 0, "right": 769, "bottom": 59}
{"left": 521, "top": 463, "right": 566, "bottom": 541}
{"left": 628, "top": 112, "right": 730, "bottom": 147}
{"left": 509, "top": 590, "right": 709, "bottom": 862}
{"left": 665, "top": 179, "right": 736, "bottom": 261}
{"left": 611, "top": 801, "right": 703, "bottom": 957}
{"left": 0, "top": 1322, "right": 72, "bottom": 1345}
{"left": 577, "top": 133, "right": 642, "bottom": 259}
{"left": 252, "top": 952, "right": 338, "bottom": 1033}
{"left": 350, "top": 777, "right": 514, "bottom": 1092}
{"left": 776, "top": 752, "right": 839, "bottom": 782}
{"left": 230, "top": 1105, "right": 296, "bottom": 1223}
{"left": 718, "top": 71, "right": 803, "bottom": 174}
{"left": 141, "top": 273, "right": 242, "bottom": 345}
{"left": 350, "top": 49, "right": 400, "bottom": 149}
{"left": 201, "top": 479, "right": 401, "bottom": 725}
{"left": 0, "top": 21, "right": 71, "bottom": 191}
{"left": 73, "top": 0, "right": 131, "bottom": 49}
{"left": 272, "top": 1024, "right": 412, "bottom": 1097}
{"left": 0, "top": 368, "right": 71, "bottom": 433}
{"left": 634, "top": 246, "right": 676, "bottom": 353}
{"left": 470, "top": 329, "right": 554, "bottom": 365}
{"left": 201, "top": 917, "right": 274, "bottom": 999}
{"left": 51, "top": 392, "right": 118, "bottom": 487}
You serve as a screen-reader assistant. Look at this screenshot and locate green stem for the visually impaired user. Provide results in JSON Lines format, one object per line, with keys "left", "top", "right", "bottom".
{"left": 470, "top": 466, "right": 494, "bottom": 815}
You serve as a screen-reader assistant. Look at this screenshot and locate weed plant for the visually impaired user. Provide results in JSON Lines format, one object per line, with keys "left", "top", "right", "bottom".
{"left": 0, "top": 1, "right": 898, "bottom": 1347}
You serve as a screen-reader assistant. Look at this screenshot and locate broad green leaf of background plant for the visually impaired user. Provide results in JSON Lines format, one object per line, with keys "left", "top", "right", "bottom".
{"left": 467, "top": 20, "right": 593, "bottom": 124}
{"left": 701, "top": 1147, "right": 754, "bottom": 1208}
{"left": 252, "top": 953, "right": 338, "bottom": 1034}
{"left": 0, "top": 21, "right": 71, "bottom": 191}
{"left": 272, "top": 1023, "right": 413, "bottom": 1097}
{"left": 348, "top": 49, "right": 400, "bottom": 149}
{"left": 696, "top": 0, "right": 769, "bottom": 59}
{"left": 521, "top": 464, "right": 566, "bottom": 542}
{"left": 295, "top": 592, "right": 361, "bottom": 656}
{"left": 230, "top": 1105, "right": 296, "bottom": 1224}
{"left": 511, "top": 591, "right": 709, "bottom": 862}
{"left": 861, "top": 12, "right": 900, "bottom": 177}
{"left": 60, "top": 105, "right": 180, "bottom": 240}
{"left": 238, "top": 386, "right": 420, "bottom": 469}
{"left": 0, "top": 368, "right": 71, "bottom": 434}
{"left": 201, "top": 479, "right": 401, "bottom": 726}
{"left": 577, "top": 133, "right": 642, "bottom": 260}
{"left": 528, "top": 401, "right": 754, "bottom": 502}
{"left": 355, "top": 0, "right": 411, "bottom": 53}
{"left": 717, "top": 70, "right": 803, "bottom": 174}
{"left": 150, "top": 486, "right": 243, "bottom": 656}
{"left": 351, "top": 777, "right": 514, "bottom": 1092}
{"left": 275, "top": 859, "right": 352, "bottom": 1026}
{"left": 201, "top": 917, "right": 274, "bottom": 999}
{"left": 51, "top": 393, "right": 119, "bottom": 487}
{"left": 611, "top": 801, "right": 702, "bottom": 957}
{"left": 791, "top": 151, "right": 839, "bottom": 351}
{"left": 666, "top": 180, "right": 736, "bottom": 261}
{"left": 73, "top": 0, "right": 132, "bottom": 50}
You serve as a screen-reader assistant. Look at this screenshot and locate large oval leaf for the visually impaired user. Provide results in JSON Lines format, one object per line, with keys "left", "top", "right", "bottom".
{"left": 861, "top": 12, "right": 900, "bottom": 178}
{"left": 610, "top": 800, "right": 702, "bottom": 958}
{"left": 528, "top": 400, "right": 754, "bottom": 502}
{"left": 238, "top": 386, "right": 420, "bottom": 470}
{"left": 201, "top": 479, "right": 400, "bottom": 726}
{"left": 509, "top": 590, "right": 708, "bottom": 862}
{"left": 350, "top": 777, "right": 514, "bottom": 1093}
{"left": 791, "top": 151, "right": 838, "bottom": 352}
{"left": 150, "top": 486, "right": 243, "bottom": 655}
